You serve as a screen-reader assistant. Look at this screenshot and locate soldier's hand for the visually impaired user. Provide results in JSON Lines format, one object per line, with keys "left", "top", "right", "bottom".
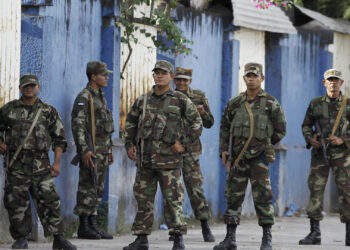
{"left": 127, "top": 146, "right": 137, "bottom": 162}
{"left": 0, "top": 143, "right": 7, "bottom": 155}
{"left": 221, "top": 151, "right": 229, "bottom": 166}
{"left": 309, "top": 135, "right": 320, "bottom": 149}
{"left": 108, "top": 152, "right": 114, "bottom": 165}
{"left": 196, "top": 105, "right": 205, "bottom": 115}
{"left": 82, "top": 151, "right": 95, "bottom": 168}
{"left": 327, "top": 136, "right": 344, "bottom": 146}
{"left": 50, "top": 162, "right": 60, "bottom": 177}
{"left": 171, "top": 141, "right": 185, "bottom": 153}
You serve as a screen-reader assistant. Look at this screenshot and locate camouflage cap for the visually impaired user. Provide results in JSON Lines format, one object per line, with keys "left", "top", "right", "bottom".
{"left": 86, "top": 61, "right": 112, "bottom": 76}
{"left": 152, "top": 60, "right": 173, "bottom": 73}
{"left": 20, "top": 74, "right": 39, "bottom": 87}
{"left": 244, "top": 62, "right": 263, "bottom": 76}
{"left": 324, "top": 69, "right": 343, "bottom": 80}
{"left": 175, "top": 67, "right": 192, "bottom": 80}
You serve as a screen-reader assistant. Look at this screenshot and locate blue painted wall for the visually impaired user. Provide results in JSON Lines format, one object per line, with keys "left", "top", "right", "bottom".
{"left": 265, "top": 30, "right": 333, "bottom": 214}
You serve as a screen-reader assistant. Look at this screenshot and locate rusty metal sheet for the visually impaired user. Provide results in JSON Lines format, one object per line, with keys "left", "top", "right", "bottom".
{"left": 0, "top": 0, "right": 21, "bottom": 107}
{"left": 119, "top": 23, "right": 157, "bottom": 130}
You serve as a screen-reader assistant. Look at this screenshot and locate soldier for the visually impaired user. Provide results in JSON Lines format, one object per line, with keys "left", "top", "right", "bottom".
{"left": 71, "top": 61, "right": 115, "bottom": 240}
{"left": 300, "top": 69, "right": 350, "bottom": 246}
{"left": 0, "top": 74, "right": 76, "bottom": 250}
{"left": 164, "top": 66, "right": 215, "bottom": 242}
{"left": 123, "top": 60, "right": 203, "bottom": 250}
{"left": 214, "top": 63, "right": 286, "bottom": 250}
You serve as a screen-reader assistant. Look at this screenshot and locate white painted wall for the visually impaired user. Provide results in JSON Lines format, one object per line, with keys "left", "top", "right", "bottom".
{"left": 333, "top": 32, "right": 350, "bottom": 95}
{"left": 0, "top": 0, "right": 21, "bottom": 107}
{"left": 234, "top": 27, "right": 265, "bottom": 93}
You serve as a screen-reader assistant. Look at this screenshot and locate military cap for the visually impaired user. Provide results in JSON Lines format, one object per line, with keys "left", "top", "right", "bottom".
{"left": 152, "top": 60, "right": 173, "bottom": 73}
{"left": 324, "top": 69, "right": 343, "bottom": 80}
{"left": 86, "top": 61, "right": 112, "bottom": 76}
{"left": 20, "top": 74, "right": 39, "bottom": 87}
{"left": 175, "top": 67, "right": 192, "bottom": 80}
{"left": 244, "top": 62, "right": 263, "bottom": 76}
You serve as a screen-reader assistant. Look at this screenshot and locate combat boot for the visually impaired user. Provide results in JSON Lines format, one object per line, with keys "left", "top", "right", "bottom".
{"left": 260, "top": 224, "right": 272, "bottom": 250}
{"left": 201, "top": 220, "right": 215, "bottom": 242}
{"left": 89, "top": 215, "right": 114, "bottom": 239}
{"left": 346, "top": 222, "right": 350, "bottom": 246}
{"left": 11, "top": 237, "right": 28, "bottom": 249}
{"left": 77, "top": 215, "right": 101, "bottom": 239}
{"left": 299, "top": 219, "right": 321, "bottom": 245}
{"left": 213, "top": 224, "right": 237, "bottom": 250}
{"left": 123, "top": 235, "right": 149, "bottom": 250}
{"left": 172, "top": 233, "right": 185, "bottom": 250}
{"left": 52, "top": 234, "right": 77, "bottom": 250}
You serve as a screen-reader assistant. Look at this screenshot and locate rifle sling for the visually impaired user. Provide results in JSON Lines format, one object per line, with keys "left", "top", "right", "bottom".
{"left": 234, "top": 101, "right": 254, "bottom": 167}
{"left": 331, "top": 95, "right": 347, "bottom": 137}
{"left": 88, "top": 94, "right": 96, "bottom": 150}
{"left": 140, "top": 93, "right": 149, "bottom": 164}
{"left": 9, "top": 108, "right": 42, "bottom": 168}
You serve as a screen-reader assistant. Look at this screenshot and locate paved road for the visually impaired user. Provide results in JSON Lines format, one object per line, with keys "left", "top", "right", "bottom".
{"left": 0, "top": 215, "right": 348, "bottom": 249}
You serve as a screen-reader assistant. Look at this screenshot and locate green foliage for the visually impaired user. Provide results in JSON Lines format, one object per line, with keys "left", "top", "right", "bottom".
{"left": 344, "top": 6, "right": 350, "bottom": 20}
{"left": 118, "top": 0, "right": 194, "bottom": 78}
{"left": 97, "top": 201, "right": 109, "bottom": 231}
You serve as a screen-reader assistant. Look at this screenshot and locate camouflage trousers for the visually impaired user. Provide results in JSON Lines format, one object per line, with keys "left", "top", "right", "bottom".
{"left": 4, "top": 170, "right": 65, "bottom": 239}
{"left": 224, "top": 155, "right": 274, "bottom": 226}
{"left": 164, "top": 154, "right": 211, "bottom": 221}
{"left": 306, "top": 152, "right": 350, "bottom": 222}
{"left": 73, "top": 153, "right": 108, "bottom": 216}
{"left": 132, "top": 168, "right": 187, "bottom": 235}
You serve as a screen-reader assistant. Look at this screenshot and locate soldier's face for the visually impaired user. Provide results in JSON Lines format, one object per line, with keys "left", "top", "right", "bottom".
{"left": 243, "top": 73, "right": 264, "bottom": 91}
{"left": 174, "top": 78, "right": 191, "bottom": 92}
{"left": 91, "top": 73, "right": 109, "bottom": 88}
{"left": 323, "top": 77, "right": 343, "bottom": 96}
{"left": 20, "top": 83, "right": 40, "bottom": 98}
{"left": 153, "top": 69, "right": 174, "bottom": 87}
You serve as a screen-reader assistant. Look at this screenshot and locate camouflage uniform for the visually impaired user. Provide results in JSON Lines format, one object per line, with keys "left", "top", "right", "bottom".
{"left": 177, "top": 87, "right": 214, "bottom": 221}
{"left": 71, "top": 83, "right": 114, "bottom": 216}
{"left": 220, "top": 89, "right": 286, "bottom": 226}
{"left": 124, "top": 86, "right": 203, "bottom": 235}
{"left": 0, "top": 98, "right": 67, "bottom": 239}
{"left": 302, "top": 93, "right": 350, "bottom": 223}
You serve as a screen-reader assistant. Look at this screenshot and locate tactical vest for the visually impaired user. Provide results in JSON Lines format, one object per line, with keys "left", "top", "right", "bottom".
{"left": 231, "top": 96, "right": 273, "bottom": 141}
{"left": 139, "top": 94, "right": 184, "bottom": 148}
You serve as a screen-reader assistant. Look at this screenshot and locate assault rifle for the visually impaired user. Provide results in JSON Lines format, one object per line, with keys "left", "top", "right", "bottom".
{"left": 315, "top": 121, "right": 329, "bottom": 166}
{"left": 71, "top": 133, "right": 98, "bottom": 199}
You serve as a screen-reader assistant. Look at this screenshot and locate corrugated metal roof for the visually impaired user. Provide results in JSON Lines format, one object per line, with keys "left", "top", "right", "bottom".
{"left": 231, "top": 0, "right": 297, "bottom": 34}
{"left": 294, "top": 5, "right": 350, "bottom": 35}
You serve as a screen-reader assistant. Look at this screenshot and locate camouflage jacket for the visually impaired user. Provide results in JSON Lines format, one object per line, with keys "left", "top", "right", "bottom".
{"left": 176, "top": 87, "right": 214, "bottom": 154}
{"left": 220, "top": 89, "right": 286, "bottom": 159}
{"left": 71, "top": 84, "right": 114, "bottom": 156}
{"left": 0, "top": 98, "right": 67, "bottom": 173}
{"left": 124, "top": 86, "right": 203, "bottom": 169}
{"left": 302, "top": 93, "right": 350, "bottom": 159}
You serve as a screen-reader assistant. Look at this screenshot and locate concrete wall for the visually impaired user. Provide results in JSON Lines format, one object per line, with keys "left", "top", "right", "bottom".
{"left": 333, "top": 32, "right": 350, "bottom": 96}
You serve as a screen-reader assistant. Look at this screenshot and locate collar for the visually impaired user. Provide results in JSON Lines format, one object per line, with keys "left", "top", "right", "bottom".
{"left": 17, "top": 97, "right": 42, "bottom": 107}
{"left": 323, "top": 92, "right": 344, "bottom": 103}
{"left": 150, "top": 86, "right": 175, "bottom": 97}
{"left": 175, "top": 87, "right": 192, "bottom": 97}
{"left": 86, "top": 83, "right": 104, "bottom": 96}
{"left": 241, "top": 88, "right": 266, "bottom": 102}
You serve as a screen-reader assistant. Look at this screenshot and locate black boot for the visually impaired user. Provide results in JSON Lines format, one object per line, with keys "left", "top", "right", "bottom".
{"left": 12, "top": 237, "right": 28, "bottom": 249}
{"left": 172, "top": 234, "right": 185, "bottom": 250}
{"left": 299, "top": 219, "right": 321, "bottom": 245}
{"left": 201, "top": 220, "right": 215, "bottom": 242}
{"left": 123, "top": 235, "right": 149, "bottom": 250}
{"left": 260, "top": 225, "right": 272, "bottom": 250}
{"left": 78, "top": 215, "right": 101, "bottom": 239}
{"left": 52, "top": 234, "right": 77, "bottom": 250}
{"left": 346, "top": 222, "right": 350, "bottom": 246}
{"left": 213, "top": 224, "right": 237, "bottom": 250}
{"left": 89, "top": 215, "right": 113, "bottom": 239}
